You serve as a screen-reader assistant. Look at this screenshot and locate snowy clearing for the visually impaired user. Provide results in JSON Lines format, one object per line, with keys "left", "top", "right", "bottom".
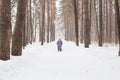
{"left": 0, "top": 40, "right": 120, "bottom": 80}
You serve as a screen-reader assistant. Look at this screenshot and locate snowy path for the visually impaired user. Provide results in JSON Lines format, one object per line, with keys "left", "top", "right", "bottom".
{"left": 0, "top": 41, "right": 120, "bottom": 80}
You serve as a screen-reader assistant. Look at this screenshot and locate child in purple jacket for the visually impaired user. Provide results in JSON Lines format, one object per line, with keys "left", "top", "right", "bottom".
{"left": 57, "top": 39, "right": 63, "bottom": 52}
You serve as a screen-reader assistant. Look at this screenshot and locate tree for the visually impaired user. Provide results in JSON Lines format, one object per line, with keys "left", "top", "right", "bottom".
{"left": 12, "top": 0, "right": 27, "bottom": 56}
{"left": 47, "top": 0, "right": 50, "bottom": 43}
{"left": 30, "top": 0, "right": 33, "bottom": 44}
{"left": 41, "top": 0, "right": 45, "bottom": 45}
{"left": 84, "top": 0, "right": 90, "bottom": 48}
{"left": 115, "top": 0, "right": 120, "bottom": 56}
{"left": 98, "top": 0, "right": 103, "bottom": 46}
{"left": 50, "top": 0, "right": 55, "bottom": 42}
{"left": 74, "top": 0, "right": 79, "bottom": 46}
{"left": 80, "top": 0, "right": 84, "bottom": 43}
{"left": 0, "top": 0, "right": 11, "bottom": 60}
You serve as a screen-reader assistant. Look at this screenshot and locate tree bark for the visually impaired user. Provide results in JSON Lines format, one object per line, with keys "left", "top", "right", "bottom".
{"left": 47, "top": 1, "right": 50, "bottom": 43}
{"left": 84, "top": 0, "right": 90, "bottom": 48}
{"left": 80, "top": 0, "right": 84, "bottom": 43}
{"left": 74, "top": 0, "right": 79, "bottom": 46}
{"left": 12, "top": 0, "right": 27, "bottom": 56}
{"left": 115, "top": 0, "right": 120, "bottom": 56}
{"left": 41, "top": 0, "right": 45, "bottom": 45}
{"left": 0, "top": 0, "right": 11, "bottom": 60}
{"left": 98, "top": 0, "right": 103, "bottom": 46}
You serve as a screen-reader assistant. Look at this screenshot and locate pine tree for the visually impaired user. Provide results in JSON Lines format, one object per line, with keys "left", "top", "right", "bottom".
{"left": 12, "top": 0, "right": 27, "bottom": 56}
{"left": 0, "top": 0, "right": 11, "bottom": 60}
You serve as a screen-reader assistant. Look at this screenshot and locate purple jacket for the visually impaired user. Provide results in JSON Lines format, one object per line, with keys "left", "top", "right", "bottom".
{"left": 57, "top": 40, "right": 63, "bottom": 47}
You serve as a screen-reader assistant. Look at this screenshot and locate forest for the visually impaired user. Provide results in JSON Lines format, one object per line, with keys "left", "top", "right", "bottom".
{"left": 0, "top": 0, "right": 120, "bottom": 61}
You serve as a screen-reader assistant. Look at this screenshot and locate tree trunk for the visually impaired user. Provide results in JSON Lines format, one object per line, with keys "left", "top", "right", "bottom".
{"left": 80, "top": 0, "right": 84, "bottom": 43}
{"left": 50, "top": 0, "right": 55, "bottom": 42}
{"left": 74, "top": 0, "right": 79, "bottom": 46}
{"left": 105, "top": 0, "right": 108, "bottom": 43}
{"left": 84, "top": 0, "right": 90, "bottom": 48}
{"left": 47, "top": 1, "right": 50, "bottom": 43}
{"left": 115, "top": 0, "right": 118, "bottom": 44}
{"left": 0, "top": 0, "right": 11, "bottom": 60}
{"left": 41, "top": 0, "right": 45, "bottom": 45}
{"left": 98, "top": 0, "right": 103, "bottom": 46}
{"left": 115, "top": 0, "right": 120, "bottom": 56}
{"left": 30, "top": 0, "right": 33, "bottom": 44}
{"left": 12, "top": 0, "right": 27, "bottom": 56}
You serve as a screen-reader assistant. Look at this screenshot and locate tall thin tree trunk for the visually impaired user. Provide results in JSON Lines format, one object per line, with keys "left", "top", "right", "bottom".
{"left": 84, "top": 0, "right": 90, "bottom": 48}
{"left": 94, "top": 0, "right": 99, "bottom": 42}
{"left": 30, "top": 0, "right": 33, "bottom": 44}
{"left": 47, "top": 1, "right": 50, "bottom": 43}
{"left": 108, "top": 0, "right": 112, "bottom": 43}
{"left": 74, "top": 0, "right": 79, "bottom": 46}
{"left": 41, "top": 0, "right": 45, "bottom": 45}
{"left": 115, "top": 0, "right": 120, "bottom": 56}
{"left": 98, "top": 0, "right": 103, "bottom": 46}
{"left": 80, "top": 0, "right": 84, "bottom": 43}
{"left": 0, "top": 0, "right": 11, "bottom": 60}
{"left": 105, "top": 0, "right": 108, "bottom": 43}
{"left": 12, "top": 0, "right": 27, "bottom": 56}
{"left": 115, "top": 0, "right": 118, "bottom": 44}
{"left": 50, "top": 0, "right": 55, "bottom": 41}
{"left": 88, "top": 0, "right": 92, "bottom": 44}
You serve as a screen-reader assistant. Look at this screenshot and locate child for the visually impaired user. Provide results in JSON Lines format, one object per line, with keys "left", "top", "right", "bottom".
{"left": 57, "top": 38, "right": 63, "bottom": 52}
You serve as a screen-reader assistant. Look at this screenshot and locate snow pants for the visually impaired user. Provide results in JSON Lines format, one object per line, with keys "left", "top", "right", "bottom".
{"left": 58, "top": 46, "right": 62, "bottom": 52}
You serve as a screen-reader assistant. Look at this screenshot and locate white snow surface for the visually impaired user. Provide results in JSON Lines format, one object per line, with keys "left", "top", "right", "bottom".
{"left": 0, "top": 40, "right": 120, "bottom": 80}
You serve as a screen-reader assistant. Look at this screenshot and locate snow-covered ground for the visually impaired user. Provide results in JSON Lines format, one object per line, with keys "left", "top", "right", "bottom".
{"left": 0, "top": 40, "right": 120, "bottom": 80}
